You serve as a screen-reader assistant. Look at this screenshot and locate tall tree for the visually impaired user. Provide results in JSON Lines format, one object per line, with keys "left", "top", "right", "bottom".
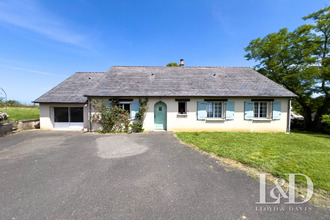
{"left": 245, "top": 7, "right": 330, "bottom": 131}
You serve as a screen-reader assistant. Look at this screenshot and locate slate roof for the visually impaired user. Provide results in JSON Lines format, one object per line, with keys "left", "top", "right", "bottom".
{"left": 34, "top": 66, "right": 296, "bottom": 103}
{"left": 34, "top": 72, "right": 106, "bottom": 103}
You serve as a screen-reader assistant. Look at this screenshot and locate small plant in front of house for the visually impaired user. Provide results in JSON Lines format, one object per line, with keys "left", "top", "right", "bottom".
{"left": 130, "top": 98, "right": 148, "bottom": 133}
{"left": 0, "top": 112, "right": 9, "bottom": 121}
{"left": 130, "top": 123, "right": 143, "bottom": 133}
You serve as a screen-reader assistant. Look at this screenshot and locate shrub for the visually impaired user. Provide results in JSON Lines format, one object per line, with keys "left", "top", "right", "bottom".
{"left": 291, "top": 118, "right": 305, "bottom": 130}
{"left": 91, "top": 98, "right": 148, "bottom": 133}
{"left": 0, "top": 112, "right": 9, "bottom": 121}
{"left": 130, "top": 123, "right": 143, "bottom": 133}
{"left": 91, "top": 99, "right": 130, "bottom": 133}
{"left": 130, "top": 98, "right": 148, "bottom": 133}
{"left": 321, "top": 115, "right": 330, "bottom": 134}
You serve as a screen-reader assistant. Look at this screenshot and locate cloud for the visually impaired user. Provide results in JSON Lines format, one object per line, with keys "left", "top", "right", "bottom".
{"left": 0, "top": 64, "right": 67, "bottom": 78}
{"left": 0, "top": 0, "right": 87, "bottom": 47}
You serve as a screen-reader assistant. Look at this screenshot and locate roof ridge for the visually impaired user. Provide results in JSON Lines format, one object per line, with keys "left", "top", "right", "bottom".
{"left": 111, "top": 66, "right": 251, "bottom": 68}
{"left": 75, "top": 71, "right": 106, "bottom": 73}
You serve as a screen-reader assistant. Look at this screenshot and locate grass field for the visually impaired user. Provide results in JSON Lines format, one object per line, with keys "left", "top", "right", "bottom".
{"left": 176, "top": 131, "right": 330, "bottom": 193}
{"left": 0, "top": 107, "right": 39, "bottom": 121}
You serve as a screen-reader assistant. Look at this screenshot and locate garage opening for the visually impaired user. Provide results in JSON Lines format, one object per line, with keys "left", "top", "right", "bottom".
{"left": 54, "top": 107, "right": 84, "bottom": 130}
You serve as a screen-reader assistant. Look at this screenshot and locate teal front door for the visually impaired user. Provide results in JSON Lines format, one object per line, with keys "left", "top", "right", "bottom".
{"left": 154, "top": 102, "right": 167, "bottom": 130}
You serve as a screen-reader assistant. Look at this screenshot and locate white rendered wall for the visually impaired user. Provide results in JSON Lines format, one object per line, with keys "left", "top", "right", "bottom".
{"left": 143, "top": 97, "right": 289, "bottom": 133}
{"left": 39, "top": 103, "right": 88, "bottom": 130}
{"left": 71, "top": 97, "right": 289, "bottom": 132}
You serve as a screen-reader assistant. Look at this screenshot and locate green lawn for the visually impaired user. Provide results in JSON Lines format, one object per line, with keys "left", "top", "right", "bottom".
{"left": 0, "top": 107, "right": 39, "bottom": 121}
{"left": 176, "top": 131, "right": 330, "bottom": 193}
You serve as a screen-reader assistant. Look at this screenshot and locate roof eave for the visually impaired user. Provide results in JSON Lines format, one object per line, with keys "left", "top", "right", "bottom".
{"left": 84, "top": 94, "right": 297, "bottom": 98}
{"left": 33, "top": 101, "right": 88, "bottom": 104}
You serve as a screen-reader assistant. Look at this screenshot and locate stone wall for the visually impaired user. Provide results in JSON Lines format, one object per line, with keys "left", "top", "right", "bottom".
{"left": 18, "top": 119, "right": 40, "bottom": 130}
{"left": 0, "top": 122, "right": 13, "bottom": 137}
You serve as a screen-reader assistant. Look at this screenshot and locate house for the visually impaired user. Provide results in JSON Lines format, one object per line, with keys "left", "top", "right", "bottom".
{"left": 34, "top": 62, "right": 296, "bottom": 132}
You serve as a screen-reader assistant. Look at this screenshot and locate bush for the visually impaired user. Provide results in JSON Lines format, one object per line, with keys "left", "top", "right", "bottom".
{"left": 321, "top": 115, "right": 330, "bottom": 134}
{"left": 130, "top": 123, "right": 144, "bottom": 133}
{"left": 0, "top": 112, "right": 9, "bottom": 121}
{"left": 91, "top": 98, "right": 148, "bottom": 133}
{"left": 291, "top": 118, "right": 305, "bottom": 130}
{"left": 91, "top": 99, "right": 130, "bottom": 133}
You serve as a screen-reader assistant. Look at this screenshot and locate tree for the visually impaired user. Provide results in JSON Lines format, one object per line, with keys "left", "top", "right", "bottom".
{"left": 245, "top": 6, "right": 330, "bottom": 131}
{"left": 166, "top": 62, "right": 179, "bottom": 67}
{"left": 6, "top": 100, "right": 20, "bottom": 107}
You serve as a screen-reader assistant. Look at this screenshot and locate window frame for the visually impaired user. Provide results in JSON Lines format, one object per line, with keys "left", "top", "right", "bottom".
{"left": 53, "top": 107, "right": 84, "bottom": 123}
{"left": 117, "top": 102, "right": 131, "bottom": 114}
{"left": 54, "top": 107, "right": 69, "bottom": 122}
{"left": 70, "top": 107, "right": 84, "bottom": 122}
{"left": 206, "top": 101, "right": 223, "bottom": 119}
{"left": 253, "top": 101, "right": 269, "bottom": 119}
{"left": 178, "top": 101, "right": 187, "bottom": 114}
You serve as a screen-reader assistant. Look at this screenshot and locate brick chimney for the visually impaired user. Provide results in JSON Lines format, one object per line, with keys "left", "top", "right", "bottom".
{"left": 180, "top": 59, "right": 184, "bottom": 67}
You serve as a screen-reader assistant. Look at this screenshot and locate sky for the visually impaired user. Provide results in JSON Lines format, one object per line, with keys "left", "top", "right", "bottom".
{"left": 0, "top": 0, "right": 328, "bottom": 104}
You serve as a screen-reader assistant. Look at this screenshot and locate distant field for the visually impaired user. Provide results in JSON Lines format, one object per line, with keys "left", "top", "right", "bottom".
{"left": 0, "top": 107, "right": 39, "bottom": 121}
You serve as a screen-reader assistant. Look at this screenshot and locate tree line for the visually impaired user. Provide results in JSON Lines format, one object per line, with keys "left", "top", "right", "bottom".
{"left": 0, "top": 99, "right": 37, "bottom": 108}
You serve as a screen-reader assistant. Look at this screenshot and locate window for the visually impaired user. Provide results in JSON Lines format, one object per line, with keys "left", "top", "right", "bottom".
{"left": 178, "top": 102, "right": 186, "bottom": 114}
{"left": 70, "top": 107, "right": 84, "bottom": 122}
{"left": 54, "top": 107, "right": 68, "bottom": 122}
{"left": 54, "top": 107, "right": 83, "bottom": 123}
{"left": 254, "top": 102, "right": 268, "bottom": 118}
{"left": 118, "top": 102, "right": 131, "bottom": 113}
{"left": 206, "top": 102, "right": 223, "bottom": 118}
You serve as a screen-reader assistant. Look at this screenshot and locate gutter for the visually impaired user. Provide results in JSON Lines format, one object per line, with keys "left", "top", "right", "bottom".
{"left": 88, "top": 98, "right": 92, "bottom": 132}
{"left": 286, "top": 99, "right": 291, "bottom": 134}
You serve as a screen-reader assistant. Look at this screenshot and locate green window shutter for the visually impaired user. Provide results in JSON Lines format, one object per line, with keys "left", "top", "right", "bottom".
{"left": 225, "top": 101, "right": 235, "bottom": 120}
{"left": 197, "top": 101, "right": 207, "bottom": 120}
{"left": 104, "top": 101, "right": 111, "bottom": 109}
{"left": 131, "top": 101, "right": 140, "bottom": 119}
{"left": 244, "top": 101, "right": 254, "bottom": 120}
{"left": 272, "top": 101, "right": 281, "bottom": 120}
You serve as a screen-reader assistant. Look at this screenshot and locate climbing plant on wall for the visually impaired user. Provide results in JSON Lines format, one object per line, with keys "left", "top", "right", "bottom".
{"left": 91, "top": 99, "right": 130, "bottom": 133}
{"left": 130, "top": 98, "right": 148, "bottom": 132}
{"left": 91, "top": 98, "right": 148, "bottom": 133}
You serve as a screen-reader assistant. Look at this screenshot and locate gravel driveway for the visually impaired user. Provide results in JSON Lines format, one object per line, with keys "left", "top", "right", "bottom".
{"left": 0, "top": 131, "right": 328, "bottom": 219}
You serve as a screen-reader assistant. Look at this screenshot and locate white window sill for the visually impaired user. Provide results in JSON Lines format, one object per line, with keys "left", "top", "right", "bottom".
{"left": 177, "top": 113, "right": 188, "bottom": 117}
{"left": 253, "top": 118, "right": 272, "bottom": 121}
{"left": 206, "top": 118, "right": 225, "bottom": 121}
